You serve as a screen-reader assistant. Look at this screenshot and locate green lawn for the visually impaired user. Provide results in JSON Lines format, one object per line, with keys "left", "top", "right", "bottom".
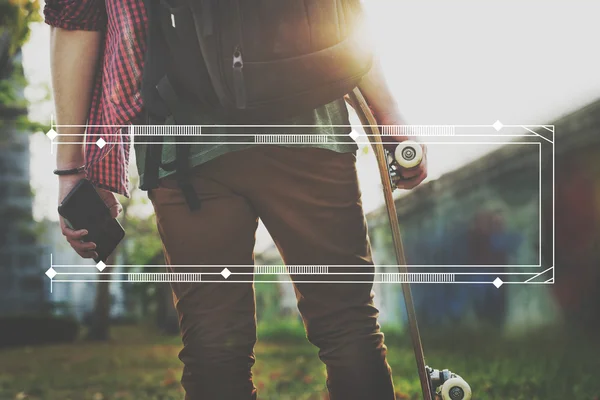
{"left": 0, "top": 325, "right": 597, "bottom": 400}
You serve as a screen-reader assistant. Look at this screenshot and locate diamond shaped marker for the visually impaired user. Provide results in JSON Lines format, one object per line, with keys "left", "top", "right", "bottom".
{"left": 348, "top": 130, "right": 360, "bottom": 142}
{"left": 45, "top": 267, "right": 57, "bottom": 279}
{"left": 46, "top": 128, "right": 58, "bottom": 140}
{"left": 493, "top": 120, "right": 503, "bottom": 131}
{"left": 492, "top": 277, "right": 503, "bottom": 288}
{"left": 96, "top": 261, "right": 106, "bottom": 271}
{"left": 96, "top": 138, "right": 106, "bottom": 148}
{"left": 221, "top": 268, "right": 231, "bottom": 279}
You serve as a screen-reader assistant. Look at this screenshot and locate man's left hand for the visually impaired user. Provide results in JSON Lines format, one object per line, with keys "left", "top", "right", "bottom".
{"left": 378, "top": 113, "right": 428, "bottom": 190}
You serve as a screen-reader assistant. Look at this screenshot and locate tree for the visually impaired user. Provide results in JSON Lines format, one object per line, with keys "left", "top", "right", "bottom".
{"left": 86, "top": 181, "right": 140, "bottom": 341}
{"left": 0, "top": 0, "right": 40, "bottom": 103}
{"left": 85, "top": 251, "right": 115, "bottom": 341}
{"left": 121, "top": 184, "right": 178, "bottom": 334}
{"left": 0, "top": 1, "right": 45, "bottom": 316}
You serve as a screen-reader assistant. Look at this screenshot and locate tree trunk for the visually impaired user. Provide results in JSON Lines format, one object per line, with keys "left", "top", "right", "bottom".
{"left": 156, "top": 282, "right": 179, "bottom": 335}
{"left": 85, "top": 252, "right": 115, "bottom": 341}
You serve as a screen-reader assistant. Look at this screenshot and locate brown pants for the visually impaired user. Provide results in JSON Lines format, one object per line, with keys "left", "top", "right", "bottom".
{"left": 149, "top": 146, "right": 395, "bottom": 400}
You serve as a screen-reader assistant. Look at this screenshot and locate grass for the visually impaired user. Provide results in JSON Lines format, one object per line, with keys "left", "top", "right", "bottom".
{"left": 0, "top": 324, "right": 598, "bottom": 400}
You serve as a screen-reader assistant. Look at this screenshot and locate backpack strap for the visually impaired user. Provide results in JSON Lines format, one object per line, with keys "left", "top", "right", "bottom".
{"left": 139, "top": 111, "right": 163, "bottom": 191}
{"left": 175, "top": 136, "right": 200, "bottom": 211}
{"left": 156, "top": 75, "right": 201, "bottom": 211}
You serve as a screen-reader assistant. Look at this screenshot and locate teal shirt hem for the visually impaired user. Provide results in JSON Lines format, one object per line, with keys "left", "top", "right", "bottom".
{"left": 134, "top": 98, "right": 356, "bottom": 188}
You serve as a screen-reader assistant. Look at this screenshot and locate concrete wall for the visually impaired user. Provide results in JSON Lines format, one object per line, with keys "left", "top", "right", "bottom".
{"left": 368, "top": 98, "right": 600, "bottom": 334}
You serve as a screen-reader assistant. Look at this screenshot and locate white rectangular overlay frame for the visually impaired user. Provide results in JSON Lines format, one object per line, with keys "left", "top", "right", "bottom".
{"left": 46, "top": 123, "right": 555, "bottom": 288}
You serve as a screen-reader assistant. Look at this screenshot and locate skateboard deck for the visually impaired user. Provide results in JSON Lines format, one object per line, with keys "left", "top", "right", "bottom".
{"left": 347, "top": 88, "right": 472, "bottom": 400}
{"left": 347, "top": 88, "right": 434, "bottom": 400}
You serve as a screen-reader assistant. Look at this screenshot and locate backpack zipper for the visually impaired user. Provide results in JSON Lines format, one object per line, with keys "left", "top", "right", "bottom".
{"left": 232, "top": 1, "right": 247, "bottom": 110}
{"left": 232, "top": 45, "right": 247, "bottom": 109}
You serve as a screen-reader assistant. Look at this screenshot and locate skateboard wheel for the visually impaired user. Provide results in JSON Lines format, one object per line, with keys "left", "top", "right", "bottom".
{"left": 440, "top": 377, "right": 472, "bottom": 400}
{"left": 394, "top": 140, "right": 423, "bottom": 169}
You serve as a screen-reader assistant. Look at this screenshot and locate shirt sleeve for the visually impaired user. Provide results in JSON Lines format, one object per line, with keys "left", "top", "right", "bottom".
{"left": 44, "top": 0, "right": 107, "bottom": 31}
{"left": 84, "top": 126, "right": 132, "bottom": 198}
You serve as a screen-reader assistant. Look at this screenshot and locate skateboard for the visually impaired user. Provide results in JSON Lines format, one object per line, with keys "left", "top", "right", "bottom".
{"left": 346, "top": 88, "right": 472, "bottom": 400}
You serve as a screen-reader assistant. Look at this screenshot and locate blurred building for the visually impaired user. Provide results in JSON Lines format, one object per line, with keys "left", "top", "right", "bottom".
{"left": 0, "top": 52, "right": 49, "bottom": 315}
{"left": 368, "top": 98, "right": 600, "bottom": 334}
{"left": 37, "top": 219, "right": 96, "bottom": 319}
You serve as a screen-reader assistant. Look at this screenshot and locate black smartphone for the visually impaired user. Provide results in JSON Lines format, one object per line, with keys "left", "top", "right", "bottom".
{"left": 58, "top": 178, "right": 125, "bottom": 263}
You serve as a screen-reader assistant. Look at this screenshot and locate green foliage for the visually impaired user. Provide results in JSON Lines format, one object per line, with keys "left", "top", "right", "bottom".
{"left": 254, "top": 273, "right": 288, "bottom": 321}
{"left": 0, "top": 325, "right": 598, "bottom": 399}
{"left": 0, "top": 1, "right": 45, "bottom": 135}
{"left": 257, "top": 317, "right": 306, "bottom": 343}
{"left": 118, "top": 190, "right": 169, "bottom": 325}
{"left": 16, "top": 113, "right": 49, "bottom": 133}
{"left": 0, "top": 62, "right": 26, "bottom": 105}
{"left": 123, "top": 213, "right": 163, "bottom": 267}
{"left": 0, "top": 0, "right": 41, "bottom": 58}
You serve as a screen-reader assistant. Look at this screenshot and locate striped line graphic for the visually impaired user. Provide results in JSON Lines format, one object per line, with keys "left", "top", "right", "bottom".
{"left": 255, "top": 265, "right": 286, "bottom": 274}
{"left": 128, "top": 273, "right": 202, "bottom": 282}
{"left": 255, "top": 265, "right": 329, "bottom": 274}
{"left": 287, "top": 265, "right": 329, "bottom": 274}
{"left": 380, "top": 273, "right": 455, "bottom": 283}
{"left": 381, "top": 125, "right": 455, "bottom": 136}
{"left": 254, "top": 135, "right": 328, "bottom": 144}
{"left": 131, "top": 125, "right": 202, "bottom": 136}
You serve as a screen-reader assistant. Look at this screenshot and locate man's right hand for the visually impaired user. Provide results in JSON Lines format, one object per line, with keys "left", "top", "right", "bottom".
{"left": 58, "top": 174, "right": 122, "bottom": 259}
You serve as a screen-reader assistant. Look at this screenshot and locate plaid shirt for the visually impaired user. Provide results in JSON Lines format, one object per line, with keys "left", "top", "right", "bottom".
{"left": 45, "top": 0, "right": 148, "bottom": 197}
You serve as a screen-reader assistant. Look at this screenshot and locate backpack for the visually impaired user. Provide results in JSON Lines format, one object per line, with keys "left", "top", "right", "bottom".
{"left": 139, "top": 0, "right": 373, "bottom": 209}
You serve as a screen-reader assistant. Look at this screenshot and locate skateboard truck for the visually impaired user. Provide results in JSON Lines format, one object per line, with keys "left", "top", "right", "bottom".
{"left": 427, "top": 366, "right": 472, "bottom": 400}
{"left": 385, "top": 140, "right": 423, "bottom": 185}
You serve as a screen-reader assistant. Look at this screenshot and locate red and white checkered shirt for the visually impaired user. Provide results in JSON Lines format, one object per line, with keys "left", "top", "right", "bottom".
{"left": 45, "top": 0, "right": 148, "bottom": 197}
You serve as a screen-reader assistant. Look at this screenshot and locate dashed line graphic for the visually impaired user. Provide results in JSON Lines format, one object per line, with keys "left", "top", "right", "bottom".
{"left": 254, "top": 134, "right": 328, "bottom": 144}
{"left": 128, "top": 272, "right": 202, "bottom": 282}
{"left": 380, "top": 273, "right": 455, "bottom": 283}
{"left": 381, "top": 125, "right": 456, "bottom": 136}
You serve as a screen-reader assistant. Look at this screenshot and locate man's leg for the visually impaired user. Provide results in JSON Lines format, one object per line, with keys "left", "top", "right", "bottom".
{"left": 149, "top": 169, "right": 259, "bottom": 400}
{"left": 249, "top": 146, "right": 396, "bottom": 400}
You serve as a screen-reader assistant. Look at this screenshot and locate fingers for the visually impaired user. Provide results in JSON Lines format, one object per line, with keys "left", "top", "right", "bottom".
{"left": 392, "top": 143, "right": 427, "bottom": 189}
{"left": 67, "top": 238, "right": 98, "bottom": 259}
{"left": 98, "top": 189, "right": 122, "bottom": 219}
{"left": 60, "top": 221, "right": 98, "bottom": 259}
{"left": 108, "top": 203, "right": 122, "bottom": 219}
{"left": 61, "top": 224, "right": 88, "bottom": 241}
{"left": 66, "top": 236, "right": 96, "bottom": 251}
{"left": 344, "top": 94, "right": 357, "bottom": 110}
{"left": 394, "top": 155, "right": 428, "bottom": 189}
{"left": 396, "top": 165, "right": 421, "bottom": 179}
{"left": 66, "top": 237, "right": 98, "bottom": 259}
{"left": 396, "top": 168, "right": 427, "bottom": 190}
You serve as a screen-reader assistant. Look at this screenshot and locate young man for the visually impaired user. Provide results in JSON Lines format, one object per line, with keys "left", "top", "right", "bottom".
{"left": 46, "top": 1, "right": 427, "bottom": 399}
